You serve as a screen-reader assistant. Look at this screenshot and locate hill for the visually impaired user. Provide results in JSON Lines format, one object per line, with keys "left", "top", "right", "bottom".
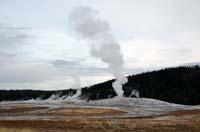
{"left": 0, "top": 65, "right": 200, "bottom": 105}
{"left": 82, "top": 66, "right": 200, "bottom": 105}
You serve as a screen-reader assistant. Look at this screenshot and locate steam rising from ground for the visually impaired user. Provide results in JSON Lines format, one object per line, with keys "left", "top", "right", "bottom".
{"left": 71, "top": 75, "right": 81, "bottom": 99}
{"left": 69, "top": 6, "right": 127, "bottom": 97}
{"left": 71, "top": 75, "right": 81, "bottom": 89}
{"left": 130, "top": 89, "right": 140, "bottom": 98}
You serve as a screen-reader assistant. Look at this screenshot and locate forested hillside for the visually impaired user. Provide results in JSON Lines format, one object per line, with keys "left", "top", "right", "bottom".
{"left": 0, "top": 89, "right": 76, "bottom": 101}
{"left": 81, "top": 66, "right": 200, "bottom": 105}
{"left": 1, "top": 66, "right": 200, "bottom": 105}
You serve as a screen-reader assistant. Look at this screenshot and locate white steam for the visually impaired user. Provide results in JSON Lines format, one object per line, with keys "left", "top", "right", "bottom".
{"left": 71, "top": 75, "right": 81, "bottom": 89}
{"left": 69, "top": 6, "right": 127, "bottom": 97}
{"left": 71, "top": 75, "right": 81, "bottom": 99}
{"left": 130, "top": 89, "right": 140, "bottom": 98}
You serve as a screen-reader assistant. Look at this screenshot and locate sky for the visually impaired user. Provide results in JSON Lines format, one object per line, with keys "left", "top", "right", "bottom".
{"left": 0, "top": 0, "right": 199, "bottom": 90}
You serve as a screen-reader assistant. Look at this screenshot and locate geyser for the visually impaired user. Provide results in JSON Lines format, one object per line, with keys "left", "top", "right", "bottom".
{"left": 69, "top": 6, "right": 127, "bottom": 97}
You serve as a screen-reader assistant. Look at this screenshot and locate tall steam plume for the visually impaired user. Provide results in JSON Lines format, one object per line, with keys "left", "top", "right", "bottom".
{"left": 69, "top": 6, "right": 127, "bottom": 97}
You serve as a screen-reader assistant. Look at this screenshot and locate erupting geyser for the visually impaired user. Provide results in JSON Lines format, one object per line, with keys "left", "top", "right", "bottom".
{"left": 69, "top": 6, "right": 128, "bottom": 97}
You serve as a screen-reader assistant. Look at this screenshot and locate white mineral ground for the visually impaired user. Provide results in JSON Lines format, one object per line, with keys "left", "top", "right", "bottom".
{"left": 0, "top": 97, "right": 199, "bottom": 120}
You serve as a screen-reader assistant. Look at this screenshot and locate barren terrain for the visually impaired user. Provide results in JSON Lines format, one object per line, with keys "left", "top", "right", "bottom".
{"left": 0, "top": 98, "right": 200, "bottom": 132}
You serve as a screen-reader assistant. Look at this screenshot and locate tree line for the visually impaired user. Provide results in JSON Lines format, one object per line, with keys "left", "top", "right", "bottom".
{"left": 0, "top": 65, "right": 200, "bottom": 105}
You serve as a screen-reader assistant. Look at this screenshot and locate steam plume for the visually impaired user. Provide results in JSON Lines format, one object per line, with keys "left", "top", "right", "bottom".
{"left": 71, "top": 75, "right": 81, "bottom": 99}
{"left": 69, "top": 6, "right": 127, "bottom": 97}
{"left": 130, "top": 89, "right": 140, "bottom": 98}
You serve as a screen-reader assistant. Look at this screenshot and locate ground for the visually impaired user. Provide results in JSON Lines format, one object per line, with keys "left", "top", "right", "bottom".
{"left": 0, "top": 98, "right": 200, "bottom": 132}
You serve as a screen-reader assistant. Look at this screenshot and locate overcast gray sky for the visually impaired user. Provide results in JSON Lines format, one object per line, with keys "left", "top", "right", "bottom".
{"left": 0, "top": 0, "right": 199, "bottom": 90}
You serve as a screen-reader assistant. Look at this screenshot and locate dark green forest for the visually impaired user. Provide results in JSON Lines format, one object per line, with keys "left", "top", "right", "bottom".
{"left": 0, "top": 89, "right": 76, "bottom": 101}
{"left": 1, "top": 66, "right": 200, "bottom": 105}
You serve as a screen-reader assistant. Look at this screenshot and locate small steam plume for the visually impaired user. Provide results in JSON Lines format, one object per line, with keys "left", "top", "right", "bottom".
{"left": 71, "top": 75, "right": 81, "bottom": 99}
{"left": 69, "top": 6, "right": 127, "bottom": 97}
{"left": 130, "top": 89, "right": 140, "bottom": 98}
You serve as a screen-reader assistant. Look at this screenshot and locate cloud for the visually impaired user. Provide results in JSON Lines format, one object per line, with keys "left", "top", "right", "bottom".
{"left": 0, "top": 24, "right": 28, "bottom": 45}
{"left": 0, "top": 23, "right": 31, "bottom": 65}
{"left": 0, "top": 61, "right": 59, "bottom": 83}
{"left": 0, "top": 24, "right": 29, "bottom": 57}
{"left": 0, "top": 51, "right": 13, "bottom": 57}
{"left": 51, "top": 59, "right": 83, "bottom": 68}
{"left": 51, "top": 59, "right": 107, "bottom": 72}
{"left": 0, "top": 0, "right": 199, "bottom": 90}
